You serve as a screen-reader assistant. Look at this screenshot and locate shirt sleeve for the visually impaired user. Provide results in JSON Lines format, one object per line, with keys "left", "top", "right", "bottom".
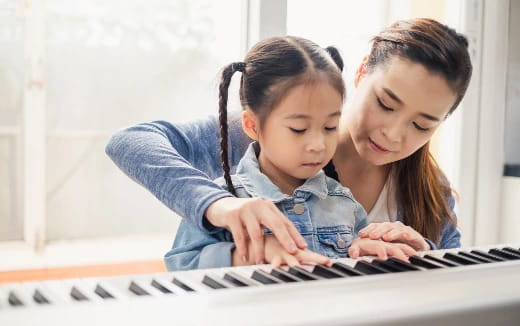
{"left": 164, "top": 219, "right": 236, "bottom": 271}
{"left": 105, "top": 113, "right": 250, "bottom": 232}
{"left": 425, "top": 194, "right": 461, "bottom": 250}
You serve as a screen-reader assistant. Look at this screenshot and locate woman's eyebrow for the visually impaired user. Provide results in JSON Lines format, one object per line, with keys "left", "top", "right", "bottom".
{"left": 383, "top": 87, "right": 440, "bottom": 121}
{"left": 382, "top": 87, "right": 403, "bottom": 105}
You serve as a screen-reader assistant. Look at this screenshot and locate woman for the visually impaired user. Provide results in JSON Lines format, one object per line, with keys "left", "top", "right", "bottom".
{"left": 106, "top": 18, "right": 472, "bottom": 264}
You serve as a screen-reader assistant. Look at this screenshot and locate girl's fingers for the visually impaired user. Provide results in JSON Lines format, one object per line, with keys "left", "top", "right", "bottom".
{"left": 283, "top": 253, "right": 301, "bottom": 267}
{"left": 396, "top": 243, "right": 417, "bottom": 257}
{"left": 297, "top": 250, "right": 331, "bottom": 266}
{"left": 348, "top": 243, "right": 360, "bottom": 259}
{"left": 386, "top": 245, "right": 409, "bottom": 262}
{"left": 270, "top": 255, "right": 282, "bottom": 268}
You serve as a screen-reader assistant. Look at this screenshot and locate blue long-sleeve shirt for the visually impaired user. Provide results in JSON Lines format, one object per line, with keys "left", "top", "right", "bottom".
{"left": 105, "top": 112, "right": 460, "bottom": 250}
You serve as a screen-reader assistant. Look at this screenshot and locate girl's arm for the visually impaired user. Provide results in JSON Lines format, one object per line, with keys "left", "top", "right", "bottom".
{"left": 105, "top": 115, "right": 249, "bottom": 231}
{"left": 164, "top": 220, "right": 237, "bottom": 271}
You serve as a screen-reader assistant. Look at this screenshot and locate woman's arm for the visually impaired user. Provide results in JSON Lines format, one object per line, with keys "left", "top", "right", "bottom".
{"left": 105, "top": 114, "right": 250, "bottom": 231}
{"left": 106, "top": 114, "right": 307, "bottom": 260}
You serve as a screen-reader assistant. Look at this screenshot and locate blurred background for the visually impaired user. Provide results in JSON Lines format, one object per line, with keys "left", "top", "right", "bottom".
{"left": 0, "top": 0, "right": 518, "bottom": 273}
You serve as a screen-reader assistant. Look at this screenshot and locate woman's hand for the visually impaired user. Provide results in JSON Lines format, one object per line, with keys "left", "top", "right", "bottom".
{"left": 205, "top": 197, "right": 307, "bottom": 264}
{"left": 358, "top": 222, "right": 430, "bottom": 251}
{"left": 264, "top": 235, "right": 332, "bottom": 268}
{"left": 348, "top": 237, "right": 417, "bottom": 261}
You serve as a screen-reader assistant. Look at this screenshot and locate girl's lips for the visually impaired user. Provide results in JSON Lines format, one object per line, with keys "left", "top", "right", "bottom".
{"left": 369, "top": 138, "right": 390, "bottom": 153}
{"left": 302, "top": 162, "right": 322, "bottom": 167}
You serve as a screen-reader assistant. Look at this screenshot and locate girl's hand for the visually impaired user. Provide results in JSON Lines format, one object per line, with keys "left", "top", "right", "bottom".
{"left": 358, "top": 222, "right": 430, "bottom": 251}
{"left": 205, "top": 197, "right": 307, "bottom": 264}
{"left": 348, "top": 237, "right": 417, "bottom": 261}
{"left": 264, "top": 235, "right": 332, "bottom": 268}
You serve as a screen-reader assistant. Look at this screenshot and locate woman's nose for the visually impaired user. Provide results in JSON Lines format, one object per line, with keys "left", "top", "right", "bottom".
{"left": 382, "top": 122, "right": 404, "bottom": 143}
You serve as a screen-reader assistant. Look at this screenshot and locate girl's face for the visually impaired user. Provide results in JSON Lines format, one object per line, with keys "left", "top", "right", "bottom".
{"left": 345, "top": 57, "right": 458, "bottom": 166}
{"left": 246, "top": 82, "right": 343, "bottom": 192}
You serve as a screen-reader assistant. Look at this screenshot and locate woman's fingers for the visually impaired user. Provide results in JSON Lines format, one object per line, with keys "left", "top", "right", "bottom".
{"left": 243, "top": 212, "right": 265, "bottom": 264}
{"left": 358, "top": 223, "right": 378, "bottom": 237}
{"left": 262, "top": 203, "right": 302, "bottom": 253}
{"left": 227, "top": 218, "right": 248, "bottom": 262}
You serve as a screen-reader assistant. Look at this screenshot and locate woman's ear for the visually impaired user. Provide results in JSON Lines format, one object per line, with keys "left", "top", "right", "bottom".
{"left": 241, "top": 109, "right": 259, "bottom": 141}
{"left": 354, "top": 56, "right": 368, "bottom": 87}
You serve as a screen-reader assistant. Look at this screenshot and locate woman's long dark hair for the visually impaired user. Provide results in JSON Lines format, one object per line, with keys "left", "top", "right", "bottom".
{"left": 365, "top": 18, "right": 473, "bottom": 244}
{"left": 218, "top": 36, "right": 345, "bottom": 195}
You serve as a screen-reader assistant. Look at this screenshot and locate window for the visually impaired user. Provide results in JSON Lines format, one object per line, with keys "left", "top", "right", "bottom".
{"left": 0, "top": 0, "right": 245, "bottom": 245}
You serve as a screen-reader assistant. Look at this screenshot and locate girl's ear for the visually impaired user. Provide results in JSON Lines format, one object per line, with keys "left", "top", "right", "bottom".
{"left": 241, "top": 109, "right": 259, "bottom": 141}
{"left": 354, "top": 56, "right": 368, "bottom": 87}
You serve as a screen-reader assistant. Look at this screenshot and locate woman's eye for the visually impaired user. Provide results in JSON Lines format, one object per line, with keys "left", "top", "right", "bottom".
{"left": 289, "top": 127, "right": 306, "bottom": 134}
{"left": 413, "top": 122, "right": 430, "bottom": 132}
{"left": 325, "top": 126, "right": 337, "bottom": 132}
{"left": 377, "top": 97, "right": 393, "bottom": 111}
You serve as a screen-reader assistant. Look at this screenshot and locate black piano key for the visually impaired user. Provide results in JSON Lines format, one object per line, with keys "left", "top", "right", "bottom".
{"left": 33, "top": 290, "right": 50, "bottom": 304}
{"left": 8, "top": 291, "right": 24, "bottom": 306}
{"left": 251, "top": 270, "right": 283, "bottom": 285}
{"left": 443, "top": 252, "right": 480, "bottom": 265}
{"left": 270, "top": 268, "right": 303, "bottom": 282}
{"left": 150, "top": 280, "right": 173, "bottom": 294}
{"left": 331, "top": 262, "right": 365, "bottom": 276}
{"left": 409, "top": 255, "right": 444, "bottom": 269}
{"left": 372, "top": 259, "right": 407, "bottom": 272}
{"left": 172, "top": 278, "right": 195, "bottom": 292}
{"left": 70, "top": 286, "right": 89, "bottom": 301}
{"left": 202, "top": 274, "right": 233, "bottom": 289}
{"left": 129, "top": 281, "right": 150, "bottom": 296}
{"left": 354, "top": 260, "right": 392, "bottom": 274}
{"left": 458, "top": 251, "right": 493, "bottom": 263}
{"left": 503, "top": 247, "right": 520, "bottom": 256}
{"left": 470, "top": 250, "right": 506, "bottom": 262}
{"left": 224, "top": 271, "right": 258, "bottom": 287}
{"left": 423, "top": 254, "right": 460, "bottom": 267}
{"left": 489, "top": 248, "right": 520, "bottom": 260}
{"left": 311, "top": 265, "right": 346, "bottom": 279}
{"left": 386, "top": 257, "right": 422, "bottom": 271}
{"left": 288, "top": 266, "right": 323, "bottom": 281}
{"left": 95, "top": 284, "right": 115, "bottom": 299}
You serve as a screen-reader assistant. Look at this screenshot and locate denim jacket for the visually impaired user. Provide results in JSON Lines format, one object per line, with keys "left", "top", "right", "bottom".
{"left": 163, "top": 142, "right": 368, "bottom": 271}
{"left": 105, "top": 113, "right": 461, "bottom": 251}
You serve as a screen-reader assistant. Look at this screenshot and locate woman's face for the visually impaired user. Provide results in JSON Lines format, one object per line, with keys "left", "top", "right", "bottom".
{"left": 345, "top": 57, "right": 458, "bottom": 166}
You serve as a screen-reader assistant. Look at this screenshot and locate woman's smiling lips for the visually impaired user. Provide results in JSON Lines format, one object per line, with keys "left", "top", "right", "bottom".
{"left": 369, "top": 138, "right": 392, "bottom": 153}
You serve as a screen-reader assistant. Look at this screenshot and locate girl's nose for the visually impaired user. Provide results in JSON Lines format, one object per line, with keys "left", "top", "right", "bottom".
{"left": 306, "top": 134, "right": 326, "bottom": 152}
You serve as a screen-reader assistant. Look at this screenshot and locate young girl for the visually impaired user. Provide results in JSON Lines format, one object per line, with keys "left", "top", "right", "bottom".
{"left": 163, "top": 36, "right": 414, "bottom": 271}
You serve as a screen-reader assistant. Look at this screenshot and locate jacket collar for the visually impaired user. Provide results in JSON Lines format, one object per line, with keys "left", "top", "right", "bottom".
{"left": 235, "top": 142, "right": 329, "bottom": 202}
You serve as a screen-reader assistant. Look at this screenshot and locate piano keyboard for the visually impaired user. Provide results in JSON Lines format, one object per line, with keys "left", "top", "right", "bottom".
{"left": 1, "top": 244, "right": 520, "bottom": 326}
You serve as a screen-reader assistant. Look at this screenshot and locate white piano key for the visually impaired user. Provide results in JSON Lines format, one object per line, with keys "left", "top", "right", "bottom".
{"left": 148, "top": 276, "right": 190, "bottom": 295}
{"left": 68, "top": 279, "right": 103, "bottom": 303}
{"left": 170, "top": 269, "right": 214, "bottom": 292}
{"left": 34, "top": 281, "right": 73, "bottom": 305}
{"left": 8, "top": 283, "right": 37, "bottom": 307}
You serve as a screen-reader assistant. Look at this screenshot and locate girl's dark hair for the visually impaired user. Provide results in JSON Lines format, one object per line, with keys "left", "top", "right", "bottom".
{"left": 366, "top": 18, "right": 472, "bottom": 244}
{"left": 218, "top": 36, "right": 345, "bottom": 195}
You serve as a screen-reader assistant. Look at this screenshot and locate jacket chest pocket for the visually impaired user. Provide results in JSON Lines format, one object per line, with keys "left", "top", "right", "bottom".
{"left": 316, "top": 226, "right": 353, "bottom": 258}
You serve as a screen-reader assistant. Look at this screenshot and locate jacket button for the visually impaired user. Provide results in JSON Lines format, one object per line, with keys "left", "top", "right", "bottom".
{"left": 293, "top": 203, "right": 305, "bottom": 214}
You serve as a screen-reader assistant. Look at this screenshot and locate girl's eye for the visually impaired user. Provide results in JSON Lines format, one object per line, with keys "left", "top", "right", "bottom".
{"left": 325, "top": 126, "right": 337, "bottom": 132}
{"left": 377, "top": 97, "right": 393, "bottom": 111}
{"left": 413, "top": 122, "right": 430, "bottom": 132}
{"left": 289, "top": 127, "right": 306, "bottom": 134}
